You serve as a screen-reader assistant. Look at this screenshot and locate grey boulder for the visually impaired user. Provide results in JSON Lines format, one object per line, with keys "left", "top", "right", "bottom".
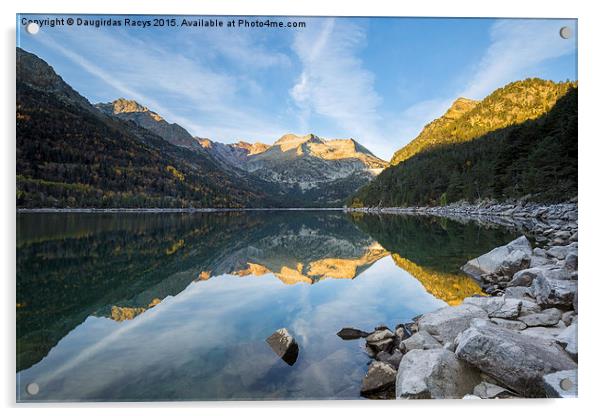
{"left": 542, "top": 369, "right": 577, "bottom": 398}
{"left": 455, "top": 319, "right": 576, "bottom": 397}
{"left": 518, "top": 308, "right": 562, "bottom": 327}
{"left": 463, "top": 296, "right": 522, "bottom": 319}
{"left": 266, "top": 328, "right": 299, "bottom": 366}
{"left": 401, "top": 330, "right": 441, "bottom": 351}
{"left": 361, "top": 361, "right": 397, "bottom": 397}
{"left": 396, "top": 349, "right": 480, "bottom": 399}
{"left": 473, "top": 381, "right": 514, "bottom": 399}
{"left": 556, "top": 320, "right": 577, "bottom": 359}
{"left": 532, "top": 276, "right": 577, "bottom": 307}
{"left": 461, "top": 236, "right": 532, "bottom": 278}
{"left": 417, "top": 304, "right": 487, "bottom": 344}
{"left": 491, "top": 317, "right": 527, "bottom": 331}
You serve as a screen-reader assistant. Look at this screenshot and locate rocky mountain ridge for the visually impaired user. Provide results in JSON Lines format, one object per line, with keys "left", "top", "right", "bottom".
{"left": 391, "top": 78, "right": 576, "bottom": 165}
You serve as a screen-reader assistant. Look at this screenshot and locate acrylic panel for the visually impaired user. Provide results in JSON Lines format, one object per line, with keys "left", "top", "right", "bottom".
{"left": 16, "top": 14, "right": 578, "bottom": 402}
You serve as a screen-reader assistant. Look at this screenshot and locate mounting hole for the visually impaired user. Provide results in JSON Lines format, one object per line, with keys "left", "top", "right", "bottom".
{"left": 559, "top": 26, "right": 572, "bottom": 39}
{"left": 26, "top": 22, "right": 40, "bottom": 35}
{"left": 26, "top": 382, "right": 39, "bottom": 395}
{"left": 560, "top": 378, "right": 573, "bottom": 391}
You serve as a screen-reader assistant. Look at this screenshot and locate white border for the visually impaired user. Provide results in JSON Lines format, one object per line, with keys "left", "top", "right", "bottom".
{"left": 2, "top": 1, "right": 600, "bottom": 415}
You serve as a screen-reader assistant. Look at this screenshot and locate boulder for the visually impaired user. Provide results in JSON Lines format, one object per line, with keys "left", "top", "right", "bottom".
{"left": 455, "top": 319, "right": 576, "bottom": 397}
{"left": 556, "top": 320, "right": 577, "bottom": 359}
{"left": 518, "top": 308, "right": 562, "bottom": 327}
{"left": 547, "top": 246, "right": 570, "bottom": 260}
{"left": 561, "top": 311, "right": 576, "bottom": 326}
{"left": 417, "top": 304, "right": 487, "bottom": 344}
{"left": 532, "top": 276, "right": 577, "bottom": 307}
{"left": 542, "top": 369, "right": 577, "bottom": 398}
{"left": 565, "top": 252, "right": 578, "bottom": 271}
{"left": 401, "top": 331, "right": 441, "bottom": 351}
{"left": 336, "top": 327, "right": 369, "bottom": 340}
{"left": 509, "top": 268, "right": 542, "bottom": 287}
{"left": 518, "top": 299, "right": 542, "bottom": 315}
{"left": 366, "top": 328, "right": 394, "bottom": 343}
{"left": 473, "top": 381, "right": 514, "bottom": 399}
{"left": 361, "top": 361, "right": 397, "bottom": 397}
{"left": 366, "top": 328, "right": 395, "bottom": 353}
{"left": 395, "top": 323, "right": 413, "bottom": 341}
{"left": 376, "top": 349, "right": 404, "bottom": 369}
{"left": 266, "top": 328, "right": 299, "bottom": 366}
{"left": 463, "top": 296, "right": 522, "bottom": 319}
{"left": 396, "top": 349, "right": 480, "bottom": 399}
{"left": 504, "top": 286, "right": 533, "bottom": 300}
{"left": 461, "top": 236, "right": 532, "bottom": 278}
{"left": 520, "top": 324, "right": 567, "bottom": 342}
{"left": 500, "top": 249, "right": 531, "bottom": 276}
{"left": 491, "top": 317, "right": 527, "bottom": 331}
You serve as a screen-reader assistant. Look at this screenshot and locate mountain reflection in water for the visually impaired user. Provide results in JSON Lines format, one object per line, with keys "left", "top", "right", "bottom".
{"left": 17, "top": 211, "right": 518, "bottom": 401}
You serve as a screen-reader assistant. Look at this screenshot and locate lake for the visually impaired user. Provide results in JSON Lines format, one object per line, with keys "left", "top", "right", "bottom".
{"left": 16, "top": 211, "right": 518, "bottom": 401}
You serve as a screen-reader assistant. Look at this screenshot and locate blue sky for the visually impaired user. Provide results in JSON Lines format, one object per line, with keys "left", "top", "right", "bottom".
{"left": 17, "top": 15, "right": 577, "bottom": 160}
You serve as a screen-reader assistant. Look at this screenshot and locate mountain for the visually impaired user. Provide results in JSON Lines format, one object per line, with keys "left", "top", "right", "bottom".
{"left": 16, "top": 47, "right": 268, "bottom": 208}
{"left": 96, "top": 98, "right": 204, "bottom": 151}
{"left": 200, "top": 133, "right": 389, "bottom": 206}
{"left": 391, "top": 79, "right": 576, "bottom": 165}
{"left": 350, "top": 79, "right": 577, "bottom": 207}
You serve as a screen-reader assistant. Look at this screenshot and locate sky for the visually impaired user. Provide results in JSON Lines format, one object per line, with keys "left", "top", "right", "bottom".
{"left": 17, "top": 15, "right": 577, "bottom": 160}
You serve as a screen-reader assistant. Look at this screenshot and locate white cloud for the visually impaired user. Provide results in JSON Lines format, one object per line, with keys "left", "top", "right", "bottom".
{"left": 390, "top": 19, "right": 577, "bottom": 154}
{"left": 35, "top": 27, "right": 292, "bottom": 144}
{"left": 290, "top": 19, "right": 384, "bottom": 152}
{"left": 462, "top": 19, "right": 577, "bottom": 99}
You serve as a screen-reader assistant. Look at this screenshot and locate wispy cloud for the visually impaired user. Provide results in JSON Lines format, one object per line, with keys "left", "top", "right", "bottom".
{"left": 290, "top": 19, "right": 384, "bottom": 151}
{"left": 461, "top": 19, "right": 577, "bottom": 99}
{"left": 35, "top": 26, "right": 292, "bottom": 143}
{"left": 392, "top": 19, "right": 577, "bottom": 153}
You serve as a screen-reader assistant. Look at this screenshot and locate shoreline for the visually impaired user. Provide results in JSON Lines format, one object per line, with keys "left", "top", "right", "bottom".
{"left": 16, "top": 207, "right": 346, "bottom": 213}
{"left": 347, "top": 201, "right": 578, "bottom": 399}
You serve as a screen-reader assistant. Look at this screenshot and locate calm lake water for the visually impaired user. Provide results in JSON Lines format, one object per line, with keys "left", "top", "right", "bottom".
{"left": 16, "top": 211, "right": 518, "bottom": 401}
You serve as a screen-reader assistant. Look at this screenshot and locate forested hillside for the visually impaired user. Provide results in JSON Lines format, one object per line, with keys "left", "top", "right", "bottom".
{"left": 350, "top": 85, "right": 577, "bottom": 207}
{"left": 16, "top": 48, "right": 269, "bottom": 208}
{"left": 391, "top": 78, "right": 576, "bottom": 165}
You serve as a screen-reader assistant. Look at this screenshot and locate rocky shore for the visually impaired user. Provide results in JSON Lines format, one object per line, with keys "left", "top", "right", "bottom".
{"left": 340, "top": 202, "right": 578, "bottom": 399}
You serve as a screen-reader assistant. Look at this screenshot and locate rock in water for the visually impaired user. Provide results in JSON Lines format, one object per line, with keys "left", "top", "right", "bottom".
{"left": 266, "top": 328, "right": 299, "bottom": 366}
{"left": 365, "top": 328, "right": 395, "bottom": 353}
{"left": 361, "top": 361, "right": 397, "bottom": 397}
{"left": 455, "top": 319, "right": 576, "bottom": 397}
{"left": 396, "top": 349, "right": 481, "bottom": 399}
{"left": 337, "top": 327, "right": 369, "bottom": 340}
{"left": 543, "top": 369, "right": 578, "bottom": 398}
{"left": 417, "top": 304, "right": 487, "bottom": 344}
{"left": 461, "top": 235, "right": 532, "bottom": 278}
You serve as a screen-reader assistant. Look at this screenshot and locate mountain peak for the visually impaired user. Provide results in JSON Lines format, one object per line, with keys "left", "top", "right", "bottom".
{"left": 99, "top": 98, "right": 165, "bottom": 122}
{"left": 390, "top": 78, "right": 576, "bottom": 165}
{"left": 274, "top": 133, "right": 322, "bottom": 151}
{"left": 16, "top": 47, "right": 93, "bottom": 111}
{"left": 442, "top": 97, "right": 479, "bottom": 121}
{"left": 232, "top": 141, "right": 270, "bottom": 155}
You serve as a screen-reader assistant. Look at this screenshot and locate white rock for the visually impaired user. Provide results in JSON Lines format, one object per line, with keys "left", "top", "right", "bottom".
{"left": 417, "top": 304, "right": 488, "bottom": 344}
{"left": 543, "top": 369, "right": 577, "bottom": 398}
{"left": 401, "top": 331, "right": 441, "bottom": 351}
{"left": 455, "top": 318, "right": 576, "bottom": 397}
{"left": 396, "top": 349, "right": 480, "bottom": 399}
